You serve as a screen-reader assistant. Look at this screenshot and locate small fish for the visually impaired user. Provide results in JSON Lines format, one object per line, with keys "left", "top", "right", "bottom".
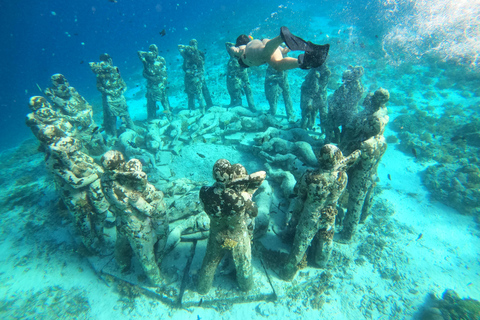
{"left": 35, "top": 83, "right": 42, "bottom": 93}
{"left": 116, "top": 67, "right": 120, "bottom": 74}
{"left": 80, "top": 60, "right": 84, "bottom": 64}
{"left": 198, "top": 298, "right": 203, "bottom": 307}
{"left": 416, "top": 233, "right": 423, "bottom": 241}
{"left": 197, "top": 153, "right": 206, "bottom": 158}
{"left": 451, "top": 135, "right": 466, "bottom": 142}
{"left": 159, "top": 29, "right": 166, "bottom": 37}
{"left": 108, "top": 0, "right": 117, "bottom": 3}
{"left": 288, "top": 194, "right": 298, "bottom": 199}
{"left": 162, "top": 110, "right": 171, "bottom": 114}
{"left": 412, "top": 148, "right": 417, "bottom": 158}
{"left": 127, "top": 140, "right": 137, "bottom": 148}
{"left": 168, "top": 201, "right": 176, "bottom": 209}
{"left": 91, "top": 126, "right": 100, "bottom": 134}
{"left": 387, "top": 174, "right": 391, "bottom": 181}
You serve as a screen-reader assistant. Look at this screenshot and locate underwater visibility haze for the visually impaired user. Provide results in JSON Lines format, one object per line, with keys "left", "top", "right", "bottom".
{"left": 0, "top": 0, "right": 479, "bottom": 319}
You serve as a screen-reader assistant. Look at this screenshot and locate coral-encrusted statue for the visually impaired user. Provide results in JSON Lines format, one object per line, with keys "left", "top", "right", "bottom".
{"left": 225, "top": 42, "right": 256, "bottom": 111}
{"left": 43, "top": 133, "right": 111, "bottom": 254}
{"left": 300, "top": 64, "right": 331, "bottom": 130}
{"left": 280, "top": 145, "right": 360, "bottom": 280}
{"left": 265, "top": 65, "right": 294, "bottom": 122}
{"left": 26, "top": 96, "right": 75, "bottom": 145}
{"left": 90, "top": 54, "right": 135, "bottom": 136}
{"left": 138, "top": 44, "right": 172, "bottom": 120}
{"left": 178, "top": 39, "right": 213, "bottom": 112}
{"left": 44, "top": 74, "right": 106, "bottom": 155}
{"left": 339, "top": 88, "right": 389, "bottom": 242}
{"left": 44, "top": 74, "right": 94, "bottom": 129}
{"left": 101, "top": 150, "right": 168, "bottom": 286}
{"left": 197, "top": 159, "right": 266, "bottom": 294}
{"left": 325, "top": 65, "right": 365, "bottom": 143}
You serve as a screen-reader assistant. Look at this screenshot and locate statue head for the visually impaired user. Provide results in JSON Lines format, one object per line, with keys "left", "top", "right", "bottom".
{"left": 101, "top": 150, "right": 125, "bottom": 170}
{"left": 50, "top": 74, "right": 69, "bottom": 89}
{"left": 315, "top": 144, "right": 344, "bottom": 170}
{"left": 28, "top": 96, "right": 49, "bottom": 111}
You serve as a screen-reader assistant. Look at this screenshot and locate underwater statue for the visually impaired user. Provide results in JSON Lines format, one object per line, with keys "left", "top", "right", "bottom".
{"left": 265, "top": 65, "right": 294, "bottom": 122}
{"left": 90, "top": 53, "right": 135, "bottom": 136}
{"left": 26, "top": 96, "right": 75, "bottom": 147}
{"left": 138, "top": 44, "right": 172, "bottom": 120}
{"left": 225, "top": 41, "right": 256, "bottom": 111}
{"left": 44, "top": 74, "right": 106, "bottom": 155}
{"left": 339, "top": 89, "right": 390, "bottom": 242}
{"left": 178, "top": 39, "right": 213, "bottom": 113}
{"left": 42, "top": 132, "right": 112, "bottom": 254}
{"left": 280, "top": 144, "right": 360, "bottom": 280}
{"left": 44, "top": 73, "right": 94, "bottom": 129}
{"left": 197, "top": 159, "right": 266, "bottom": 294}
{"left": 101, "top": 150, "right": 168, "bottom": 286}
{"left": 325, "top": 65, "right": 365, "bottom": 143}
{"left": 300, "top": 64, "right": 331, "bottom": 130}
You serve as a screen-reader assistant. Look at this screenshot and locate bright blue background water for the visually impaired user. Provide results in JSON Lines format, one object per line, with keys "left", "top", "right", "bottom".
{"left": 1, "top": 0, "right": 338, "bottom": 150}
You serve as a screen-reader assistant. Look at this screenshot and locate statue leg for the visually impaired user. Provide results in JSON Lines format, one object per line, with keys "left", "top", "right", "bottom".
{"left": 312, "top": 206, "right": 337, "bottom": 267}
{"left": 197, "top": 235, "right": 225, "bottom": 294}
{"left": 115, "top": 227, "right": 133, "bottom": 273}
{"left": 146, "top": 97, "right": 157, "bottom": 120}
{"left": 232, "top": 235, "right": 254, "bottom": 291}
{"left": 280, "top": 209, "right": 321, "bottom": 280}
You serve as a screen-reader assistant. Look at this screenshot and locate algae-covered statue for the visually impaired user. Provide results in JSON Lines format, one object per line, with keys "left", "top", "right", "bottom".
{"left": 265, "top": 65, "right": 294, "bottom": 122}
{"left": 26, "top": 96, "right": 75, "bottom": 146}
{"left": 197, "top": 159, "right": 266, "bottom": 294}
{"left": 281, "top": 144, "right": 360, "bottom": 280}
{"left": 325, "top": 65, "right": 365, "bottom": 143}
{"left": 90, "top": 53, "right": 135, "bottom": 136}
{"left": 43, "top": 132, "right": 112, "bottom": 254}
{"left": 300, "top": 64, "right": 331, "bottom": 130}
{"left": 101, "top": 150, "right": 168, "bottom": 286}
{"left": 44, "top": 74, "right": 106, "bottom": 155}
{"left": 44, "top": 73, "right": 94, "bottom": 129}
{"left": 225, "top": 41, "right": 256, "bottom": 111}
{"left": 178, "top": 39, "right": 213, "bottom": 113}
{"left": 138, "top": 44, "right": 172, "bottom": 120}
{"left": 339, "top": 88, "right": 389, "bottom": 242}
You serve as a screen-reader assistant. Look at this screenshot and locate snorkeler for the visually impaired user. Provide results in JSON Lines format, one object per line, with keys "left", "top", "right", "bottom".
{"left": 229, "top": 26, "right": 329, "bottom": 71}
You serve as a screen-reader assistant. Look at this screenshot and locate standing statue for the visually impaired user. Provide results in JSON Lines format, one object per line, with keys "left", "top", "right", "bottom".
{"left": 265, "top": 65, "right": 294, "bottom": 122}
{"left": 325, "top": 65, "right": 365, "bottom": 143}
{"left": 299, "top": 64, "right": 331, "bottom": 130}
{"left": 178, "top": 39, "right": 213, "bottom": 112}
{"left": 281, "top": 145, "right": 360, "bottom": 280}
{"left": 225, "top": 41, "right": 256, "bottom": 111}
{"left": 90, "top": 53, "right": 135, "bottom": 136}
{"left": 44, "top": 133, "right": 112, "bottom": 254}
{"left": 138, "top": 44, "right": 172, "bottom": 120}
{"left": 101, "top": 150, "right": 168, "bottom": 286}
{"left": 339, "top": 88, "right": 390, "bottom": 242}
{"left": 44, "top": 74, "right": 105, "bottom": 155}
{"left": 197, "top": 159, "right": 266, "bottom": 294}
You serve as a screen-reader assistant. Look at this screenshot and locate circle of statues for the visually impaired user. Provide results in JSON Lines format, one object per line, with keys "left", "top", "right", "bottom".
{"left": 26, "top": 27, "right": 389, "bottom": 294}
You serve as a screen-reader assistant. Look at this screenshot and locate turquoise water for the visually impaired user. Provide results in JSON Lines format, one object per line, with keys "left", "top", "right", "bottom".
{"left": 1, "top": 1, "right": 479, "bottom": 319}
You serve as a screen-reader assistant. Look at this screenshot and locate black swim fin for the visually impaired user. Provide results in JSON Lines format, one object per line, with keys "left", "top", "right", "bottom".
{"left": 298, "top": 42, "right": 330, "bottom": 70}
{"left": 280, "top": 26, "right": 310, "bottom": 51}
